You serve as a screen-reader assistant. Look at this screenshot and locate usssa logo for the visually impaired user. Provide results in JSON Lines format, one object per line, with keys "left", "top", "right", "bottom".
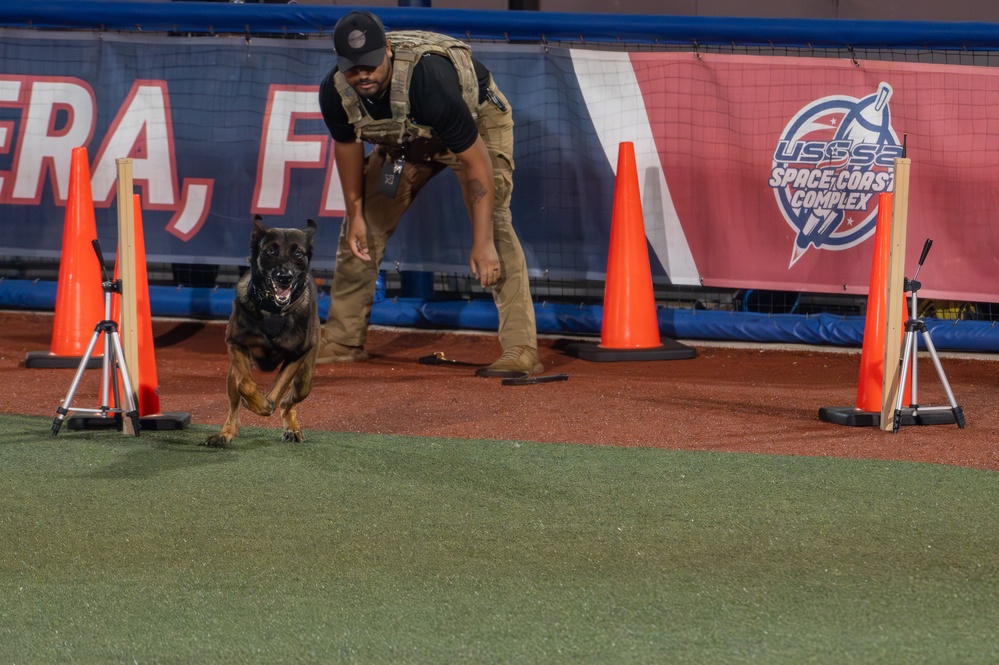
{"left": 770, "top": 83, "right": 903, "bottom": 267}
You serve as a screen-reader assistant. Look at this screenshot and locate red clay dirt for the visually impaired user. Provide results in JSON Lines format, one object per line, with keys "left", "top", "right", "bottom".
{"left": 2, "top": 310, "right": 997, "bottom": 471}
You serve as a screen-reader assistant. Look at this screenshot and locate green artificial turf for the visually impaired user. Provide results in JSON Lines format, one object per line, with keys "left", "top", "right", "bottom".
{"left": 2, "top": 413, "right": 999, "bottom": 663}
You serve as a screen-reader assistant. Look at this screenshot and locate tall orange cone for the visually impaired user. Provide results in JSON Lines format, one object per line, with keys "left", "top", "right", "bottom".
{"left": 819, "top": 192, "right": 910, "bottom": 426}
{"left": 26, "top": 146, "right": 105, "bottom": 369}
{"left": 564, "top": 142, "right": 695, "bottom": 362}
{"left": 601, "top": 141, "right": 662, "bottom": 350}
{"left": 117, "top": 196, "right": 189, "bottom": 428}
{"left": 128, "top": 195, "right": 161, "bottom": 416}
{"left": 856, "top": 193, "right": 913, "bottom": 412}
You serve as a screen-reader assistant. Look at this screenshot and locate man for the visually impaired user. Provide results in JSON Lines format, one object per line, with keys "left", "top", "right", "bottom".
{"left": 316, "top": 10, "right": 543, "bottom": 378}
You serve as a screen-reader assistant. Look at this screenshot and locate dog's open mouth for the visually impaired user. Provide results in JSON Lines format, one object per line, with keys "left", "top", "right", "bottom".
{"left": 271, "top": 278, "right": 295, "bottom": 306}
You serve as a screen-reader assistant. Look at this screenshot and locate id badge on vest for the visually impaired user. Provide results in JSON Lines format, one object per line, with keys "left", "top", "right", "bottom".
{"left": 377, "top": 157, "right": 405, "bottom": 198}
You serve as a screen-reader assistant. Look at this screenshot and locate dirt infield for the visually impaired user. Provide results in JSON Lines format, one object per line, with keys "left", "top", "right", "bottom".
{"left": 2, "top": 310, "right": 997, "bottom": 471}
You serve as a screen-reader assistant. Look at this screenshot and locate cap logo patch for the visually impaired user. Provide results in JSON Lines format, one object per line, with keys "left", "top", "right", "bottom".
{"left": 347, "top": 30, "right": 367, "bottom": 50}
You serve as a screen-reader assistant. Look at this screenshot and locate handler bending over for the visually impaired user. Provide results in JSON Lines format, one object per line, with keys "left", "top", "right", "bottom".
{"left": 316, "top": 10, "right": 542, "bottom": 378}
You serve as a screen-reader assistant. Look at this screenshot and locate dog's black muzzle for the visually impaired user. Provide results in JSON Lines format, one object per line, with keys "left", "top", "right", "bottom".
{"left": 270, "top": 269, "right": 299, "bottom": 306}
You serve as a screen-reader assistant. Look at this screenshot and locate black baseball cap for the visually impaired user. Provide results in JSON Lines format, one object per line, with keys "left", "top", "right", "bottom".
{"left": 333, "top": 11, "right": 388, "bottom": 72}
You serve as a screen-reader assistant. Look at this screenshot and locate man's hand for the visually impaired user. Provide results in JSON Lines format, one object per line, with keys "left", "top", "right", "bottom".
{"left": 470, "top": 241, "right": 501, "bottom": 288}
{"left": 455, "top": 137, "right": 500, "bottom": 288}
{"left": 333, "top": 140, "right": 370, "bottom": 261}
{"left": 348, "top": 215, "right": 371, "bottom": 261}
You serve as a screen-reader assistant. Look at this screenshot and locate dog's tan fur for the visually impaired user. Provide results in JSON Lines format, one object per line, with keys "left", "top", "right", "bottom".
{"left": 204, "top": 216, "right": 320, "bottom": 447}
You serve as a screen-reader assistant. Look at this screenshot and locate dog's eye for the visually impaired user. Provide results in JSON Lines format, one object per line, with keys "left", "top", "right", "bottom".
{"left": 294, "top": 250, "right": 305, "bottom": 260}
{"left": 265, "top": 246, "right": 278, "bottom": 257}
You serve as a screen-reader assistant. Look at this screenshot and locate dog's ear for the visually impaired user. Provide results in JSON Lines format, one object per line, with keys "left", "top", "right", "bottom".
{"left": 250, "top": 215, "right": 267, "bottom": 261}
{"left": 304, "top": 219, "right": 317, "bottom": 259}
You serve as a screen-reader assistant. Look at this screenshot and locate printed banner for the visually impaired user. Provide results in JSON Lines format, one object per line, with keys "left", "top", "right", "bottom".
{"left": 0, "top": 32, "right": 615, "bottom": 281}
{"left": 0, "top": 30, "right": 996, "bottom": 302}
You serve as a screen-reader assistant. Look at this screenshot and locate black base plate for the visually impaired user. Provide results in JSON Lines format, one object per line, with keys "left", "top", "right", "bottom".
{"left": 561, "top": 338, "right": 697, "bottom": 362}
{"left": 25, "top": 351, "right": 102, "bottom": 370}
{"left": 67, "top": 412, "right": 192, "bottom": 432}
{"left": 818, "top": 406, "right": 958, "bottom": 428}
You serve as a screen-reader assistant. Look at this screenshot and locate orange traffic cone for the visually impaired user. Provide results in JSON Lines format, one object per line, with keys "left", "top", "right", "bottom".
{"left": 601, "top": 141, "right": 662, "bottom": 350}
{"left": 564, "top": 142, "right": 695, "bottom": 362}
{"left": 856, "top": 193, "right": 912, "bottom": 412}
{"left": 819, "top": 192, "right": 910, "bottom": 426}
{"left": 128, "top": 196, "right": 190, "bottom": 429}
{"left": 26, "top": 146, "right": 105, "bottom": 369}
{"left": 128, "top": 195, "right": 161, "bottom": 416}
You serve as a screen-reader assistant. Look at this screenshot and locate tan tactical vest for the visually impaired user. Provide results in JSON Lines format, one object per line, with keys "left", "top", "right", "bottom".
{"left": 332, "top": 30, "right": 479, "bottom": 160}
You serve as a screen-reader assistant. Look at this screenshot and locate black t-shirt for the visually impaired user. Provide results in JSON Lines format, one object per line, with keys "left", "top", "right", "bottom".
{"left": 319, "top": 53, "right": 491, "bottom": 155}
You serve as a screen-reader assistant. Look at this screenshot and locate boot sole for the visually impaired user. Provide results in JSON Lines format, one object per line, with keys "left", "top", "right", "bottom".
{"left": 475, "top": 362, "right": 544, "bottom": 379}
{"left": 316, "top": 351, "right": 370, "bottom": 364}
{"left": 475, "top": 367, "right": 529, "bottom": 379}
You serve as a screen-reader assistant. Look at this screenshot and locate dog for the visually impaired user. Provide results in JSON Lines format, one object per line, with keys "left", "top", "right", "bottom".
{"left": 204, "top": 215, "right": 320, "bottom": 447}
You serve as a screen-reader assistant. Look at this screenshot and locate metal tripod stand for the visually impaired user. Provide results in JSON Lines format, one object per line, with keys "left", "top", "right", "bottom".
{"left": 51, "top": 239, "right": 140, "bottom": 437}
{"left": 889, "top": 238, "right": 966, "bottom": 434}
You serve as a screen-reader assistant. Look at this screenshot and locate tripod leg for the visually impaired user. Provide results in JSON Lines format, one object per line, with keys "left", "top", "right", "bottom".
{"left": 919, "top": 330, "right": 966, "bottom": 429}
{"left": 109, "top": 355, "right": 124, "bottom": 431}
{"left": 52, "top": 328, "right": 104, "bottom": 435}
{"left": 100, "top": 323, "right": 112, "bottom": 416}
{"left": 892, "top": 329, "right": 916, "bottom": 434}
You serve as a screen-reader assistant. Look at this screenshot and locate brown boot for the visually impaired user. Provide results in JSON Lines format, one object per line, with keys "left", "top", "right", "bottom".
{"left": 316, "top": 331, "right": 369, "bottom": 364}
{"left": 475, "top": 345, "right": 544, "bottom": 378}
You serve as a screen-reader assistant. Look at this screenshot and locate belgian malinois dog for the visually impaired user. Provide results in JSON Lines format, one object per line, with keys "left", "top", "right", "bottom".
{"left": 204, "top": 216, "right": 320, "bottom": 447}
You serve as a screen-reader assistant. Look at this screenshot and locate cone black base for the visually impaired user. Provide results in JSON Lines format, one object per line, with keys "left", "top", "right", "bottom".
{"left": 818, "top": 406, "right": 957, "bottom": 428}
{"left": 562, "top": 338, "right": 697, "bottom": 362}
{"left": 139, "top": 412, "right": 192, "bottom": 431}
{"left": 67, "top": 412, "right": 191, "bottom": 431}
{"left": 25, "top": 351, "right": 102, "bottom": 370}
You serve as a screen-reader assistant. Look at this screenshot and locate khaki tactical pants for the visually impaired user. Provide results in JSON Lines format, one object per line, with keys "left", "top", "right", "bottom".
{"left": 324, "top": 81, "right": 538, "bottom": 352}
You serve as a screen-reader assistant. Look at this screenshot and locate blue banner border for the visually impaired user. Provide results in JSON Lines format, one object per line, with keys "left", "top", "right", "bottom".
{"left": 7, "top": 2, "right": 999, "bottom": 50}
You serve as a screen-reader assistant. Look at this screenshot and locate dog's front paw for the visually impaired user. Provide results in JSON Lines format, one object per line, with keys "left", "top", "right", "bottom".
{"left": 282, "top": 430, "right": 305, "bottom": 443}
{"left": 202, "top": 434, "right": 232, "bottom": 448}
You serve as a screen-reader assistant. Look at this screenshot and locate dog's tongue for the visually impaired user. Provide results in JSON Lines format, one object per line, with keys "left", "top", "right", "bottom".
{"left": 273, "top": 282, "right": 292, "bottom": 303}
